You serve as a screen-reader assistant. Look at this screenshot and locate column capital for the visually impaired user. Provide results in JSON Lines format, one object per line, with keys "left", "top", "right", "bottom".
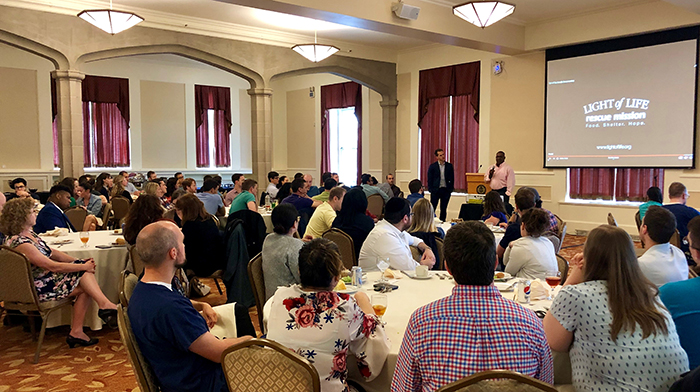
{"left": 51, "top": 70, "right": 85, "bottom": 81}
{"left": 247, "top": 88, "right": 273, "bottom": 97}
{"left": 380, "top": 99, "right": 399, "bottom": 108}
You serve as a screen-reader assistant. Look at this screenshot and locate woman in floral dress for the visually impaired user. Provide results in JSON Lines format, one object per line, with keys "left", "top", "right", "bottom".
{"left": 0, "top": 198, "right": 118, "bottom": 348}
{"left": 267, "top": 238, "right": 390, "bottom": 392}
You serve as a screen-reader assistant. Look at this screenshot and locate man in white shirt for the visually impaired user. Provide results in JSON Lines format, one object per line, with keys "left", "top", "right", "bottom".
{"left": 359, "top": 198, "right": 436, "bottom": 271}
{"left": 638, "top": 205, "right": 688, "bottom": 286}
{"left": 485, "top": 150, "right": 515, "bottom": 205}
{"left": 265, "top": 171, "right": 279, "bottom": 199}
{"left": 304, "top": 186, "right": 346, "bottom": 239}
{"left": 119, "top": 171, "right": 138, "bottom": 194}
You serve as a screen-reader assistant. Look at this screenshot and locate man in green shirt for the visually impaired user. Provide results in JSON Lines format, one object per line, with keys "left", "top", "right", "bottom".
{"left": 229, "top": 179, "right": 258, "bottom": 214}
{"left": 312, "top": 178, "right": 338, "bottom": 203}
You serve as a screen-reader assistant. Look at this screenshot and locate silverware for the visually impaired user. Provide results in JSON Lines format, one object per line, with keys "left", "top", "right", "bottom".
{"left": 437, "top": 274, "right": 445, "bottom": 280}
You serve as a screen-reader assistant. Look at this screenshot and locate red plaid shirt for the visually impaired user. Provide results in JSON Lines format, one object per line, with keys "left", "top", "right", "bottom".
{"left": 391, "top": 285, "right": 553, "bottom": 392}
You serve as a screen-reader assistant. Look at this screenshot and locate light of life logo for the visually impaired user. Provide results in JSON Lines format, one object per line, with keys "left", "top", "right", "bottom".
{"left": 583, "top": 97, "right": 648, "bottom": 129}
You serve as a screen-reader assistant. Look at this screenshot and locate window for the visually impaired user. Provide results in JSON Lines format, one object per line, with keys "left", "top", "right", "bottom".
{"left": 329, "top": 107, "right": 359, "bottom": 184}
{"left": 568, "top": 168, "right": 664, "bottom": 203}
{"left": 195, "top": 85, "right": 232, "bottom": 168}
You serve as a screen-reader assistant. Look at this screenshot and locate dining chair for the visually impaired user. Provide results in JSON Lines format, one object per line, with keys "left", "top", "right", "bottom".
{"left": 556, "top": 254, "right": 569, "bottom": 285}
{"left": 635, "top": 210, "right": 645, "bottom": 248}
{"left": 607, "top": 212, "right": 618, "bottom": 227}
{"left": 99, "top": 202, "right": 112, "bottom": 230}
{"left": 0, "top": 246, "right": 73, "bottom": 363}
{"left": 322, "top": 228, "right": 357, "bottom": 270}
{"left": 410, "top": 245, "right": 421, "bottom": 262}
{"left": 247, "top": 252, "right": 266, "bottom": 334}
{"left": 367, "top": 194, "right": 385, "bottom": 219}
{"left": 435, "top": 237, "right": 445, "bottom": 270}
{"left": 221, "top": 338, "right": 320, "bottom": 392}
{"left": 435, "top": 369, "right": 557, "bottom": 392}
{"left": 111, "top": 196, "right": 131, "bottom": 228}
{"left": 163, "top": 208, "right": 176, "bottom": 221}
{"left": 119, "top": 269, "right": 139, "bottom": 308}
{"left": 553, "top": 214, "right": 566, "bottom": 253}
{"left": 65, "top": 207, "right": 87, "bottom": 232}
{"left": 117, "top": 304, "right": 161, "bottom": 392}
{"left": 670, "top": 229, "right": 681, "bottom": 248}
{"left": 128, "top": 245, "right": 146, "bottom": 278}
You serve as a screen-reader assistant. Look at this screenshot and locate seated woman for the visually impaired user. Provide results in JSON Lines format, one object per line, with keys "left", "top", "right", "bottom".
{"left": 0, "top": 198, "right": 118, "bottom": 347}
{"left": 95, "top": 172, "right": 113, "bottom": 202}
{"left": 175, "top": 194, "right": 225, "bottom": 277}
{"left": 503, "top": 208, "right": 558, "bottom": 280}
{"left": 75, "top": 181, "right": 102, "bottom": 231}
{"left": 639, "top": 186, "right": 663, "bottom": 221}
{"left": 544, "top": 225, "right": 689, "bottom": 391}
{"left": 123, "top": 195, "right": 165, "bottom": 246}
{"left": 408, "top": 198, "right": 444, "bottom": 269}
{"left": 276, "top": 182, "right": 292, "bottom": 203}
{"left": 332, "top": 188, "right": 375, "bottom": 261}
{"left": 261, "top": 203, "right": 303, "bottom": 301}
{"left": 110, "top": 175, "right": 134, "bottom": 204}
{"left": 267, "top": 238, "right": 390, "bottom": 392}
{"left": 481, "top": 190, "right": 508, "bottom": 227}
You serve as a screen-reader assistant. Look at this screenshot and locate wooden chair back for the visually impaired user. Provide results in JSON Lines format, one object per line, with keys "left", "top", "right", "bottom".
{"left": 322, "top": 228, "right": 357, "bottom": 269}
{"left": 119, "top": 269, "right": 139, "bottom": 308}
{"left": 367, "top": 194, "right": 385, "bottom": 218}
{"left": 436, "top": 370, "right": 558, "bottom": 392}
{"left": 128, "top": 245, "right": 146, "bottom": 277}
{"left": 435, "top": 237, "right": 445, "bottom": 270}
{"left": 634, "top": 210, "right": 642, "bottom": 231}
{"left": 607, "top": 212, "right": 618, "bottom": 227}
{"left": 410, "top": 245, "right": 421, "bottom": 262}
{"left": 556, "top": 254, "right": 570, "bottom": 285}
{"left": 111, "top": 196, "right": 131, "bottom": 225}
{"left": 117, "top": 304, "right": 161, "bottom": 392}
{"left": 247, "top": 252, "right": 266, "bottom": 334}
{"left": 554, "top": 214, "right": 566, "bottom": 253}
{"left": 100, "top": 202, "right": 112, "bottom": 230}
{"left": 670, "top": 229, "right": 681, "bottom": 248}
{"left": 221, "top": 338, "right": 320, "bottom": 392}
{"left": 65, "top": 207, "right": 87, "bottom": 231}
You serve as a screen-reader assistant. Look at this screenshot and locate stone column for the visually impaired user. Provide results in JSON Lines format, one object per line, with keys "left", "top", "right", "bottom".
{"left": 380, "top": 99, "right": 398, "bottom": 179}
{"left": 247, "top": 88, "right": 273, "bottom": 182}
{"left": 51, "top": 70, "right": 85, "bottom": 179}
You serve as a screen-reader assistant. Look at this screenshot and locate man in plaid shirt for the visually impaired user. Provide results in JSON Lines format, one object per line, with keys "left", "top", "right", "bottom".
{"left": 391, "top": 221, "right": 553, "bottom": 391}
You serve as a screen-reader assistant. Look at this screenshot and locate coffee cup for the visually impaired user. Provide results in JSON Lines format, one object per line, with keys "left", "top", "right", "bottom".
{"left": 416, "top": 265, "right": 429, "bottom": 278}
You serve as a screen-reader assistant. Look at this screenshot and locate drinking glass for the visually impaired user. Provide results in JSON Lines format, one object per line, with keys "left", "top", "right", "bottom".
{"left": 545, "top": 270, "right": 561, "bottom": 300}
{"left": 377, "top": 257, "right": 390, "bottom": 283}
{"left": 79, "top": 231, "right": 90, "bottom": 248}
{"left": 371, "top": 293, "right": 388, "bottom": 323}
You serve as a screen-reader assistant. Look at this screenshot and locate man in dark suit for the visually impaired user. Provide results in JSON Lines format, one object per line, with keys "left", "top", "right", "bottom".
{"left": 427, "top": 148, "right": 454, "bottom": 222}
{"left": 34, "top": 184, "right": 76, "bottom": 234}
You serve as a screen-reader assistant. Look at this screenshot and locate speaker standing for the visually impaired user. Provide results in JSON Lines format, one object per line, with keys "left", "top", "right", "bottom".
{"left": 427, "top": 148, "right": 454, "bottom": 222}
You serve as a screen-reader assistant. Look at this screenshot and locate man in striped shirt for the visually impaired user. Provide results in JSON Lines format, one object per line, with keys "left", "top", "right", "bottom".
{"left": 391, "top": 221, "right": 553, "bottom": 391}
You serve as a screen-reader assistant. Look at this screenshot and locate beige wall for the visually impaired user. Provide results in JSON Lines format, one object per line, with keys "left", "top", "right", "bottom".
{"left": 0, "top": 67, "right": 41, "bottom": 170}
{"left": 140, "top": 80, "right": 187, "bottom": 169}
{"left": 286, "top": 88, "right": 316, "bottom": 169}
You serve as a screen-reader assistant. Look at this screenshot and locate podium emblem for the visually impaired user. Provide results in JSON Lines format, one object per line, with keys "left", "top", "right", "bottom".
{"left": 476, "top": 185, "right": 487, "bottom": 194}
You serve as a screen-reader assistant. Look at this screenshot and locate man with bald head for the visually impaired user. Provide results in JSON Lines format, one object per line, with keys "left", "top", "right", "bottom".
{"left": 304, "top": 173, "right": 321, "bottom": 198}
{"left": 128, "top": 221, "right": 252, "bottom": 392}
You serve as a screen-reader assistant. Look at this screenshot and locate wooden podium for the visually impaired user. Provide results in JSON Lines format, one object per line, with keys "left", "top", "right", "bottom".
{"left": 465, "top": 173, "right": 491, "bottom": 195}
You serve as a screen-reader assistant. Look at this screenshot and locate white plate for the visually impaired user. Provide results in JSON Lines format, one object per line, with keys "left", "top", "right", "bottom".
{"left": 335, "top": 285, "right": 360, "bottom": 294}
{"left": 495, "top": 279, "right": 517, "bottom": 292}
{"left": 494, "top": 272, "right": 512, "bottom": 282}
{"left": 401, "top": 270, "right": 433, "bottom": 280}
{"left": 50, "top": 239, "right": 73, "bottom": 245}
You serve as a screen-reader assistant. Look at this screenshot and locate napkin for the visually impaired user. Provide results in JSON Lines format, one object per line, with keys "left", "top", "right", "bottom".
{"left": 45, "top": 227, "right": 69, "bottom": 237}
{"left": 530, "top": 280, "right": 550, "bottom": 301}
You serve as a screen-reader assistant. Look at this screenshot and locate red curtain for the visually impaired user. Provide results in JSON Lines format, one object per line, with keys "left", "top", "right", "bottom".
{"left": 214, "top": 110, "right": 231, "bottom": 167}
{"left": 321, "top": 81, "right": 363, "bottom": 184}
{"left": 569, "top": 168, "right": 616, "bottom": 200}
{"left": 450, "top": 95, "right": 479, "bottom": 191}
{"left": 419, "top": 97, "right": 450, "bottom": 186}
{"left": 81, "top": 75, "right": 130, "bottom": 167}
{"left": 615, "top": 168, "right": 664, "bottom": 201}
{"left": 51, "top": 78, "right": 59, "bottom": 167}
{"left": 196, "top": 113, "right": 210, "bottom": 167}
{"left": 82, "top": 75, "right": 130, "bottom": 124}
{"left": 418, "top": 61, "right": 480, "bottom": 128}
{"left": 82, "top": 101, "right": 92, "bottom": 167}
{"left": 195, "top": 85, "right": 231, "bottom": 167}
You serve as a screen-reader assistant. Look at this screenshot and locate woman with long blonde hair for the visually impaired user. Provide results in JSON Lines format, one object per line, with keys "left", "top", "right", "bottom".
{"left": 110, "top": 175, "right": 133, "bottom": 204}
{"left": 408, "top": 198, "right": 444, "bottom": 269}
{"left": 544, "top": 225, "right": 688, "bottom": 391}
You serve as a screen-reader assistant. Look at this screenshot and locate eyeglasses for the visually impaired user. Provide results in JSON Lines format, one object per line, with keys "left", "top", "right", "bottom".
{"left": 683, "top": 236, "right": 700, "bottom": 251}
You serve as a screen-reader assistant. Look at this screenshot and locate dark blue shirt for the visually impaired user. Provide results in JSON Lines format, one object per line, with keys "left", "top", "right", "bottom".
{"left": 499, "top": 214, "right": 521, "bottom": 250}
{"left": 482, "top": 211, "right": 507, "bottom": 224}
{"left": 406, "top": 192, "right": 423, "bottom": 207}
{"left": 34, "top": 202, "right": 76, "bottom": 234}
{"left": 128, "top": 282, "right": 227, "bottom": 392}
{"left": 281, "top": 193, "right": 313, "bottom": 211}
{"left": 663, "top": 203, "right": 700, "bottom": 260}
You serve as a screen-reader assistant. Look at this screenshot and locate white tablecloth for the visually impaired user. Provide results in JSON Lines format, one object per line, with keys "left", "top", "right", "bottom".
{"left": 42, "top": 231, "right": 129, "bottom": 330}
{"left": 221, "top": 209, "right": 273, "bottom": 233}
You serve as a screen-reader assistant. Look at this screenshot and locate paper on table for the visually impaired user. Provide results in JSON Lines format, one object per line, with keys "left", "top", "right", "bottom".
{"left": 530, "top": 280, "right": 550, "bottom": 301}
{"left": 494, "top": 278, "right": 517, "bottom": 292}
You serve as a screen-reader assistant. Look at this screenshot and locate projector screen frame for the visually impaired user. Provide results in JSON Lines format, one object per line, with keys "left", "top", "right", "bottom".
{"left": 543, "top": 25, "right": 700, "bottom": 169}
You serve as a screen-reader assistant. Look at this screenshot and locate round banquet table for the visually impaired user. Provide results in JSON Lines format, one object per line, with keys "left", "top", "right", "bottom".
{"left": 219, "top": 208, "right": 273, "bottom": 233}
{"left": 40, "top": 230, "right": 129, "bottom": 330}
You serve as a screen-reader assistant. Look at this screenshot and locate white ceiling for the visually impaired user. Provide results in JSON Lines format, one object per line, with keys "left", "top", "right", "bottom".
{"left": 1, "top": 0, "right": 695, "bottom": 52}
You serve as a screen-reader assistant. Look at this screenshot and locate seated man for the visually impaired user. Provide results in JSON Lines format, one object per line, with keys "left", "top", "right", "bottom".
{"left": 497, "top": 187, "right": 536, "bottom": 265}
{"left": 224, "top": 173, "right": 244, "bottom": 207}
{"left": 311, "top": 178, "right": 337, "bottom": 203}
{"left": 182, "top": 178, "right": 197, "bottom": 195}
{"left": 304, "top": 174, "right": 320, "bottom": 198}
{"left": 360, "top": 173, "right": 390, "bottom": 202}
{"left": 406, "top": 179, "right": 424, "bottom": 207}
{"left": 359, "top": 198, "right": 436, "bottom": 271}
{"left": 664, "top": 182, "right": 700, "bottom": 264}
{"left": 265, "top": 171, "right": 280, "bottom": 199}
{"left": 387, "top": 173, "right": 402, "bottom": 198}
{"left": 660, "top": 215, "right": 700, "bottom": 370}
{"left": 228, "top": 179, "right": 258, "bottom": 214}
{"left": 34, "top": 184, "right": 76, "bottom": 234}
{"left": 282, "top": 178, "right": 322, "bottom": 236}
{"left": 638, "top": 205, "right": 688, "bottom": 286}
{"left": 7, "top": 177, "right": 40, "bottom": 201}
{"left": 128, "top": 221, "right": 252, "bottom": 392}
{"left": 304, "top": 186, "right": 346, "bottom": 239}
{"left": 119, "top": 171, "right": 139, "bottom": 194}
{"left": 391, "top": 221, "right": 553, "bottom": 391}
{"left": 195, "top": 179, "right": 225, "bottom": 217}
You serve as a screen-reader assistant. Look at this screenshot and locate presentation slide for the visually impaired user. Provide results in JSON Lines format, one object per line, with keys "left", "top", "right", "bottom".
{"left": 545, "top": 39, "right": 698, "bottom": 168}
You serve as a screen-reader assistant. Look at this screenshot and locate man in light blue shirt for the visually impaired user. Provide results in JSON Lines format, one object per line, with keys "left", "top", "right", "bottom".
{"left": 196, "top": 179, "right": 225, "bottom": 217}
{"left": 360, "top": 173, "right": 389, "bottom": 202}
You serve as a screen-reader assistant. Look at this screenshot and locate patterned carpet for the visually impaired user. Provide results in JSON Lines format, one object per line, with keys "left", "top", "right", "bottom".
{"left": 0, "top": 235, "right": 631, "bottom": 391}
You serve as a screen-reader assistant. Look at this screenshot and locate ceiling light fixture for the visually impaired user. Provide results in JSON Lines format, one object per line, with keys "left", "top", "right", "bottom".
{"left": 452, "top": 1, "right": 515, "bottom": 28}
{"left": 78, "top": 0, "right": 144, "bottom": 35}
{"left": 292, "top": 31, "right": 339, "bottom": 63}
